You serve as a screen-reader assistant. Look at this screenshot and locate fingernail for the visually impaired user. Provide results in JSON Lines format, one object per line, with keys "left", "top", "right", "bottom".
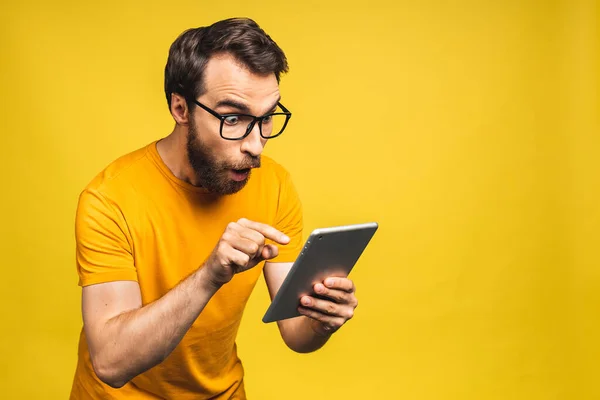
{"left": 316, "top": 284, "right": 324, "bottom": 293}
{"left": 325, "top": 279, "right": 334, "bottom": 287}
{"left": 282, "top": 235, "right": 290, "bottom": 242}
{"left": 302, "top": 297, "right": 311, "bottom": 306}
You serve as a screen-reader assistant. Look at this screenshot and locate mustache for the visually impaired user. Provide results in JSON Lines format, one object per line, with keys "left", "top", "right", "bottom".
{"left": 228, "top": 156, "right": 261, "bottom": 170}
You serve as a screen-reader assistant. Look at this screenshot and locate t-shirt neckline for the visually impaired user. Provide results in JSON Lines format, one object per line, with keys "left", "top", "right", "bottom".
{"left": 147, "top": 140, "right": 211, "bottom": 194}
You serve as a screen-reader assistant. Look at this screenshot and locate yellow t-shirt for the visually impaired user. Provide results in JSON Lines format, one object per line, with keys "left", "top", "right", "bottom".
{"left": 69, "top": 141, "right": 303, "bottom": 399}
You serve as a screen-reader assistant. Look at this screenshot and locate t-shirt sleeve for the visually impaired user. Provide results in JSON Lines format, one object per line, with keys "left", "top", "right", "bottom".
{"left": 269, "top": 170, "right": 304, "bottom": 263}
{"left": 75, "top": 188, "right": 138, "bottom": 286}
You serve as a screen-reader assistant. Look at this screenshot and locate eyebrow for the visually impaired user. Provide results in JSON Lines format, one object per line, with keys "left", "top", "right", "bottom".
{"left": 214, "top": 96, "right": 281, "bottom": 116}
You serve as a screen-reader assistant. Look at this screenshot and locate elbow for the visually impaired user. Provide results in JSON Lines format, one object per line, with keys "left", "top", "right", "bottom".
{"left": 90, "top": 350, "right": 164, "bottom": 389}
{"left": 281, "top": 333, "right": 317, "bottom": 354}
{"left": 278, "top": 320, "right": 318, "bottom": 354}
{"left": 103, "top": 378, "right": 128, "bottom": 390}
{"left": 94, "top": 365, "right": 128, "bottom": 389}
{"left": 279, "top": 321, "right": 328, "bottom": 354}
{"left": 285, "top": 340, "right": 318, "bottom": 354}
{"left": 90, "top": 355, "right": 129, "bottom": 389}
{"left": 287, "top": 344, "right": 312, "bottom": 354}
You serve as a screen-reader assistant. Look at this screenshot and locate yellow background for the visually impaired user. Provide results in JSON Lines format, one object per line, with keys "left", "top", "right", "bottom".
{"left": 1, "top": 1, "right": 598, "bottom": 399}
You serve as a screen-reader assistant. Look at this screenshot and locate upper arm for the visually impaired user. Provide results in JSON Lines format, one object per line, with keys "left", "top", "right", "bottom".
{"left": 263, "top": 261, "right": 300, "bottom": 340}
{"left": 263, "top": 261, "right": 294, "bottom": 301}
{"left": 75, "top": 189, "right": 137, "bottom": 286}
{"left": 262, "top": 168, "right": 304, "bottom": 333}
{"left": 75, "top": 188, "right": 140, "bottom": 352}
{"left": 266, "top": 169, "right": 303, "bottom": 264}
{"left": 82, "top": 281, "right": 142, "bottom": 355}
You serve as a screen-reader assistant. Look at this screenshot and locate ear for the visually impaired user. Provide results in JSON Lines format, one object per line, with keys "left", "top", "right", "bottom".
{"left": 170, "top": 93, "right": 190, "bottom": 125}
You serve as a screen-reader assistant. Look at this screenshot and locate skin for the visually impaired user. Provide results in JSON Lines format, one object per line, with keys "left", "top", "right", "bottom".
{"left": 81, "top": 53, "right": 358, "bottom": 389}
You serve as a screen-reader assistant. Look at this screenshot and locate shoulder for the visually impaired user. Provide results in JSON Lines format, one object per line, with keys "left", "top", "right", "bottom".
{"left": 256, "top": 154, "right": 292, "bottom": 183}
{"left": 80, "top": 142, "right": 155, "bottom": 197}
{"left": 253, "top": 155, "right": 302, "bottom": 208}
{"left": 75, "top": 142, "right": 159, "bottom": 222}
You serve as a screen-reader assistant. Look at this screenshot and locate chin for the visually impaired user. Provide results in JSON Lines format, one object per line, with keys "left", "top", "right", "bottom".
{"left": 221, "top": 183, "right": 247, "bottom": 195}
{"left": 218, "top": 175, "right": 251, "bottom": 195}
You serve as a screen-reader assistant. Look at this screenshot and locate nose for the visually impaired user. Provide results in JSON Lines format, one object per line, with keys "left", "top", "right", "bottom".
{"left": 239, "top": 121, "right": 265, "bottom": 157}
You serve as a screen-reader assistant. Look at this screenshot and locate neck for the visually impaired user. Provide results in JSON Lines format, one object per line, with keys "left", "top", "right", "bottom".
{"left": 157, "top": 128, "right": 201, "bottom": 186}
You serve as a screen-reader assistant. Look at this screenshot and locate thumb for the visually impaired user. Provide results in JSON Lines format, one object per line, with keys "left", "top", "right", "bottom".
{"left": 261, "top": 244, "right": 279, "bottom": 260}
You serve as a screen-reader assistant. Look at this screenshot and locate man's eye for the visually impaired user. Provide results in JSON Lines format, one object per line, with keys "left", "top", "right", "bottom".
{"left": 262, "top": 115, "right": 272, "bottom": 124}
{"left": 224, "top": 116, "right": 239, "bottom": 125}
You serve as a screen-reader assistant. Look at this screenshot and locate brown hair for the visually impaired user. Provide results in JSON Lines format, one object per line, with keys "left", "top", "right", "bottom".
{"left": 164, "top": 17, "right": 289, "bottom": 109}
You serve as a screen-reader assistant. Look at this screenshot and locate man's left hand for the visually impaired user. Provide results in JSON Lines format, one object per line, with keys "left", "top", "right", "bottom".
{"left": 298, "top": 277, "right": 358, "bottom": 336}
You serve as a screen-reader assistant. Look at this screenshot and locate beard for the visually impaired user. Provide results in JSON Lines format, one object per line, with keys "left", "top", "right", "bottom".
{"left": 186, "top": 119, "right": 260, "bottom": 195}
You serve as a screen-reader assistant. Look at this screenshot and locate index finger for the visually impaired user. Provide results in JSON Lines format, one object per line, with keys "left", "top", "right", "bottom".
{"left": 237, "top": 218, "right": 290, "bottom": 244}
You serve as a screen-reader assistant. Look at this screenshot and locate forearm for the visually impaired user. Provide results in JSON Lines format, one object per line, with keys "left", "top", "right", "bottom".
{"left": 92, "top": 267, "right": 219, "bottom": 387}
{"left": 279, "top": 316, "right": 331, "bottom": 353}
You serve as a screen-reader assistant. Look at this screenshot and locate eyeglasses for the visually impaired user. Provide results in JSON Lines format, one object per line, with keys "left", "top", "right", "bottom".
{"left": 192, "top": 99, "right": 292, "bottom": 141}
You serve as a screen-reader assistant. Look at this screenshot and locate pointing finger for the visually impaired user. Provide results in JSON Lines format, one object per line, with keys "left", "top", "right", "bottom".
{"left": 237, "top": 218, "right": 290, "bottom": 245}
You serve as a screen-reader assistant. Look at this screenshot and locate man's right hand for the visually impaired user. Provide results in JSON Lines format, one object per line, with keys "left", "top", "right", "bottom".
{"left": 204, "top": 218, "right": 290, "bottom": 287}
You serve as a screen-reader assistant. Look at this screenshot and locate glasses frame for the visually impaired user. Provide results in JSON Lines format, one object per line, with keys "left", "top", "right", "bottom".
{"left": 192, "top": 99, "right": 292, "bottom": 141}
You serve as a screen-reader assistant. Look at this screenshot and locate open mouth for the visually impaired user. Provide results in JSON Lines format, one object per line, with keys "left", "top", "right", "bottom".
{"left": 230, "top": 168, "right": 251, "bottom": 182}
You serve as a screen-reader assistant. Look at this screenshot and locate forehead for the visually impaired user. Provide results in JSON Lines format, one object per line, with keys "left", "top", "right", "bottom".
{"left": 202, "top": 53, "right": 280, "bottom": 109}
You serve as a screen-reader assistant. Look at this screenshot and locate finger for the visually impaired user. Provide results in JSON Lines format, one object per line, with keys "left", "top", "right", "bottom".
{"left": 233, "top": 225, "right": 267, "bottom": 259}
{"left": 223, "top": 230, "right": 261, "bottom": 258}
{"left": 237, "top": 218, "right": 290, "bottom": 245}
{"left": 300, "top": 296, "right": 354, "bottom": 319}
{"left": 297, "top": 306, "right": 345, "bottom": 332}
{"left": 227, "top": 248, "right": 251, "bottom": 269}
{"left": 323, "top": 277, "right": 355, "bottom": 293}
{"left": 313, "top": 283, "right": 353, "bottom": 304}
{"left": 261, "top": 244, "right": 279, "bottom": 260}
{"left": 230, "top": 224, "right": 266, "bottom": 248}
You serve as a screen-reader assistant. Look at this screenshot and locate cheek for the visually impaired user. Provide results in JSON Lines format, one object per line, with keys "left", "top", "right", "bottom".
{"left": 208, "top": 135, "right": 241, "bottom": 164}
{"left": 194, "top": 115, "right": 219, "bottom": 141}
{"left": 193, "top": 115, "right": 244, "bottom": 161}
{"left": 194, "top": 117, "right": 225, "bottom": 149}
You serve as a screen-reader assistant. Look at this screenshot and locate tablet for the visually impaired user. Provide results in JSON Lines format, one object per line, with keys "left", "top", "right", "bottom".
{"left": 262, "top": 222, "right": 378, "bottom": 323}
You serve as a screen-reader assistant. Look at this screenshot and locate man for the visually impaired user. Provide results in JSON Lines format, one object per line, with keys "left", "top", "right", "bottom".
{"left": 70, "top": 17, "right": 358, "bottom": 399}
